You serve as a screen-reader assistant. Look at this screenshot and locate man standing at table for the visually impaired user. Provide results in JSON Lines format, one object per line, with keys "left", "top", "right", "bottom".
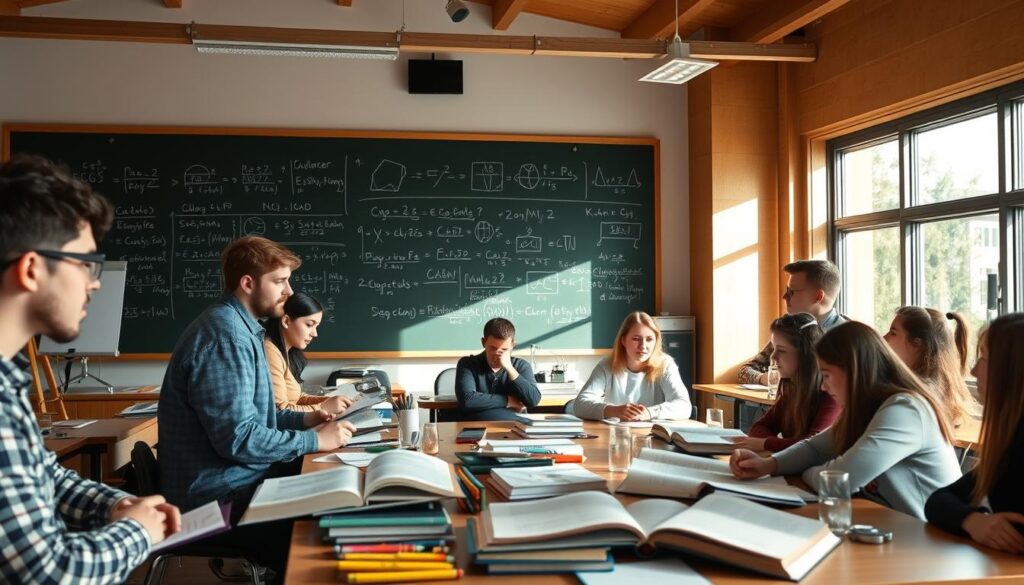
{"left": 158, "top": 235, "right": 355, "bottom": 580}
{"left": 738, "top": 259, "right": 846, "bottom": 384}
{"left": 455, "top": 318, "right": 541, "bottom": 421}
{"left": 0, "top": 154, "right": 180, "bottom": 584}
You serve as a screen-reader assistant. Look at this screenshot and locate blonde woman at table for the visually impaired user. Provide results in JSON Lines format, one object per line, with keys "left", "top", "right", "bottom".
{"left": 263, "top": 292, "right": 352, "bottom": 415}
{"left": 572, "top": 311, "right": 692, "bottom": 421}
{"left": 883, "top": 306, "right": 976, "bottom": 427}
{"left": 730, "top": 313, "right": 840, "bottom": 452}
{"left": 926, "top": 313, "right": 1024, "bottom": 554}
{"left": 730, "top": 321, "right": 961, "bottom": 520}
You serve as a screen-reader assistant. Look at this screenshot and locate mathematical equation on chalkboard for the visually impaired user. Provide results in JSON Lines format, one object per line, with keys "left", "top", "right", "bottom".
{"left": 9, "top": 129, "right": 656, "bottom": 352}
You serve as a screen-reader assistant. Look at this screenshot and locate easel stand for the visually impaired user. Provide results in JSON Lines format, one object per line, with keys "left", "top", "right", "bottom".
{"left": 65, "top": 356, "right": 115, "bottom": 392}
{"left": 26, "top": 338, "right": 68, "bottom": 420}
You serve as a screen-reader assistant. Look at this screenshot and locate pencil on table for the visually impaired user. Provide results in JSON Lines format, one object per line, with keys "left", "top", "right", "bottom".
{"left": 345, "top": 569, "right": 463, "bottom": 584}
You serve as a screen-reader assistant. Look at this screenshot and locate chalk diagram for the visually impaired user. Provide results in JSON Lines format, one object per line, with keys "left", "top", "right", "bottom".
{"left": 370, "top": 159, "right": 407, "bottom": 192}
{"left": 474, "top": 220, "right": 497, "bottom": 244}
{"left": 527, "top": 271, "right": 559, "bottom": 296}
{"left": 513, "top": 164, "right": 541, "bottom": 190}
{"left": 597, "top": 222, "right": 642, "bottom": 249}
{"left": 183, "top": 165, "right": 217, "bottom": 187}
{"left": 593, "top": 166, "right": 641, "bottom": 188}
{"left": 243, "top": 217, "right": 267, "bottom": 236}
{"left": 516, "top": 229, "right": 542, "bottom": 254}
{"left": 471, "top": 162, "right": 504, "bottom": 192}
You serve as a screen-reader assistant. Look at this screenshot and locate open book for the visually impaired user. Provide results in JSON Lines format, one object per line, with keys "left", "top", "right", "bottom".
{"left": 652, "top": 423, "right": 745, "bottom": 454}
{"left": 615, "top": 448, "right": 808, "bottom": 506}
{"left": 239, "top": 450, "right": 458, "bottom": 525}
{"left": 151, "top": 501, "right": 231, "bottom": 553}
{"left": 477, "top": 491, "right": 840, "bottom": 581}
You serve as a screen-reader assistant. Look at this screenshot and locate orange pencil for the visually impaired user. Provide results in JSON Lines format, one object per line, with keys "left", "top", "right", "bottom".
{"left": 346, "top": 569, "right": 462, "bottom": 584}
{"left": 340, "top": 553, "right": 454, "bottom": 562}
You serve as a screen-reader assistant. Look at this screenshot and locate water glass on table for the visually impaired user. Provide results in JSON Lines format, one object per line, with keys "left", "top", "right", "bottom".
{"left": 608, "top": 424, "right": 632, "bottom": 472}
{"left": 631, "top": 434, "right": 652, "bottom": 459}
{"left": 706, "top": 408, "right": 724, "bottom": 428}
{"left": 818, "top": 470, "right": 852, "bottom": 535}
{"left": 766, "top": 364, "right": 781, "bottom": 401}
{"left": 420, "top": 422, "right": 440, "bottom": 455}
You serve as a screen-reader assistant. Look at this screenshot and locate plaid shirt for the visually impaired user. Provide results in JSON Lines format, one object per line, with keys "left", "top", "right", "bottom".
{"left": 158, "top": 295, "right": 316, "bottom": 512}
{"left": 0, "top": 355, "right": 150, "bottom": 584}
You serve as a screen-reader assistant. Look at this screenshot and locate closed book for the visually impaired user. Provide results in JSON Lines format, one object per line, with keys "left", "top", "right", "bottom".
{"left": 512, "top": 427, "right": 585, "bottom": 439}
{"left": 319, "top": 503, "right": 449, "bottom": 528}
{"left": 514, "top": 414, "right": 584, "bottom": 427}
{"left": 486, "top": 555, "right": 614, "bottom": 574}
{"left": 455, "top": 453, "right": 553, "bottom": 474}
{"left": 489, "top": 464, "right": 606, "bottom": 500}
{"left": 476, "top": 491, "right": 841, "bottom": 581}
{"left": 327, "top": 523, "right": 453, "bottom": 539}
{"left": 615, "top": 449, "right": 809, "bottom": 507}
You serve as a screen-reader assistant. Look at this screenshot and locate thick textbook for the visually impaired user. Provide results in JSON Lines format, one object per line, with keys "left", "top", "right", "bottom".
{"left": 489, "top": 464, "right": 606, "bottom": 500}
{"left": 239, "top": 450, "right": 458, "bottom": 525}
{"left": 651, "top": 423, "right": 746, "bottom": 454}
{"left": 477, "top": 491, "right": 841, "bottom": 581}
{"left": 615, "top": 448, "right": 808, "bottom": 507}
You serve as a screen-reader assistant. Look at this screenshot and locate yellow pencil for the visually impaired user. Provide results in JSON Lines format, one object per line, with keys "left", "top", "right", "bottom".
{"left": 346, "top": 569, "right": 463, "bottom": 584}
{"left": 337, "top": 561, "right": 455, "bottom": 572}
{"left": 340, "top": 553, "right": 454, "bottom": 562}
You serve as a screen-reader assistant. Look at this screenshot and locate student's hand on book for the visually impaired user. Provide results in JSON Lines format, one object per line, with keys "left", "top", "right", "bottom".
{"left": 315, "top": 420, "right": 356, "bottom": 451}
{"left": 962, "top": 511, "right": 1024, "bottom": 554}
{"left": 319, "top": 395, "right": 354, "bottom": 415}
{"left": 729, "top": 449, "right": 777, "bottom": 479}
{"left": 109, "top": 495, "right": 181, "bottom": 544}
{"left": 729, "top": 436, "right": 767, "bottom": 451}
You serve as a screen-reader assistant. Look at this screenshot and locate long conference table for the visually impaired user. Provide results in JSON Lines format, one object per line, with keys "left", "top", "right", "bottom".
{"left": 285, "top": 421, "right": 1024, "bottom": 584}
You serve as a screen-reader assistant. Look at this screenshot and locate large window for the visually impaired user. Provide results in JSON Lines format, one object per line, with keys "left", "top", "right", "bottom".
{"left": 829, "top": 82, "right": 1024, "bottom": 356}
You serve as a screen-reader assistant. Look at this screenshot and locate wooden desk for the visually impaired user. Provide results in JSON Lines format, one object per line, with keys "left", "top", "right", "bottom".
{"left": 284, "top": 421, "right": 1024, "bottom": 584}
{"left": 44, "top": 417, "right": 158, "bottom": 482}
{"left": 61, "top": 385, "right": 160, "bottom": 419}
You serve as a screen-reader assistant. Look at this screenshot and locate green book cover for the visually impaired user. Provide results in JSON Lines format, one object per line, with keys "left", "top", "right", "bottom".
{"left": 319, "top": 506, "right": 448, "bottom": 528}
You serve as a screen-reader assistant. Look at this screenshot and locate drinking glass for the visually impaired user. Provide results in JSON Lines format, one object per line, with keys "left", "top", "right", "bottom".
{"left": 818, "top": 470, "right": 852, "bottom": 535}
{"left": 420, "top": 422, "right": 440, "bottom": 455}
{"left": 706, "top": 408, "right": 724, "bottom": 429}
{"left": 631, "top": 434, "right": 652, "bottom": 459}
{"left": 608, "top": 424, "right": 632, "bottom": 472}
{"left": 766, "top": 364, "right": 781, "bottom": 401}
{"left": 37, "top": 413, "right": 54, "bottom": 434}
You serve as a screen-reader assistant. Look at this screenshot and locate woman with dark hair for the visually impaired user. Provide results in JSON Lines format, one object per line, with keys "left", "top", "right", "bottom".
{"left": 264, "top": 292, "right": 351, "bottom": 414}
{"left": 884, "top": 306, "right": 975, "bottom": 426}
{"left": 926, "top": 314, "right": 1024, "bottom": 553}
{"left": 730, "top": 321, "right": 960, "bottom": 519}
{"left": 730, "top": 313, "right": 840, "bottom": 452}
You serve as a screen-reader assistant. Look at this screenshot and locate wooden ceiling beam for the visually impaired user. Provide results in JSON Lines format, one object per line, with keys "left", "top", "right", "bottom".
{"left": 621, "top": 0, "right": 716, "bottom": 40}
{"left": 491, "top": 0, "right": 527, "bottom": 31}
{"left": 0, "top": 15, "right": 816, "bottom": 61}
{"left": 733, "top": 0, "right": 851, "bottom": 44}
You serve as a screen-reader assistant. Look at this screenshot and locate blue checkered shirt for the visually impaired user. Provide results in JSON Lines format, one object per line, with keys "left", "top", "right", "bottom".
{"left": 0, "top": 355, "right": 150, "bottom": 584}
{"left": 158, "top": 295, "right": 317, "bottom": 512}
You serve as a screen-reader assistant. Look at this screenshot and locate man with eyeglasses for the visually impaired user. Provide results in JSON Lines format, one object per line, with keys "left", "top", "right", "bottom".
{"left": 0, "top": 154, "right": 181, "bottom": 584}
{"left": 738, "top": 259, "right": 846, "bottom": 385}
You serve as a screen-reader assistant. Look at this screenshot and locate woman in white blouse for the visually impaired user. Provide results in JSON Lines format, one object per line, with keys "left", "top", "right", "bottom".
{"left": 572, "top": 311, "right": 692, "bottom": 421}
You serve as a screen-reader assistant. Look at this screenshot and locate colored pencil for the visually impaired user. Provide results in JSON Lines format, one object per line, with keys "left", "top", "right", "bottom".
{"left": 346, "top": 569, "right": 463, "bottom": 583}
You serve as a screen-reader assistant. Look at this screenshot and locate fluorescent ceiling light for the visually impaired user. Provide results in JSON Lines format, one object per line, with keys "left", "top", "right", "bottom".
{"left": 193, "top": 39, "right": 399, "bottom": 60}
{"left": 640, "top": 36, "right": 717, "bottom": 84}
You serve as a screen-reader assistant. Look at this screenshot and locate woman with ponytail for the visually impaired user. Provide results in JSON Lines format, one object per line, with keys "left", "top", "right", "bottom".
{"left": 731, "top": 313, "right": 840, "bottom": 452}
{"left": 883, "top": 306, "right": 976, "bottom": 426}
{"left": 926, "top": 313, "right": 1024, "bottom": 553}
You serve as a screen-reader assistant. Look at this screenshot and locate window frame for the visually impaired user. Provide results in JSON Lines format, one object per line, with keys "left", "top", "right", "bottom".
{"left": 828, "top": 81, "right": 1024, "bottom": 320}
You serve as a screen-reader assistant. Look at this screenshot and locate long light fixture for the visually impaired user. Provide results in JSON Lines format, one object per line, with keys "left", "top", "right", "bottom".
{"left": 639, "top": 0, "right": 717, "bottom": 84}
{"left": 193, "top": 38, "right": 399, "bottom": 60}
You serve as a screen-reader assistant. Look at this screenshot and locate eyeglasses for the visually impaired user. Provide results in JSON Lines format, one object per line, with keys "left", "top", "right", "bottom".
{"left": 783, "top": 286, "right": 807, "bottom": 298}
{"left": 1, "top": 250, "right": 106, "bottom": 281}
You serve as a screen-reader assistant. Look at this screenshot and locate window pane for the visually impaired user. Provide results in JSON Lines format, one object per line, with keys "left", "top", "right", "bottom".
{"left": 922, "top": 214, "right": 1000, "bottom": 360}
{"left": 915, "top": 112, "right": 998, "bottom": 204}
{"left": 840, "top": 140, "right": 899, "bottom": 217}
{"left": 1014, "top": 100, "right": 1024, "bottom": 192}
{"left": 842, "top": 227, "right": 901, "bottom": 330}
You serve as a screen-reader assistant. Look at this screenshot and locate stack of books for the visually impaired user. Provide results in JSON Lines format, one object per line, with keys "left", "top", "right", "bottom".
{"left": 512, "top": 414, "right": 585, "bottom": 438}
{"left": 118, "top": 402, "right": 158, "bottom": 418}
{"left": 319, "top": 502, "right": 453, "bottom": 544}
{"left": 470, "top": 491, "right": 841, "bottom": 580}
{"left": 489, "top": 464, "right": 607, "bottom": 501}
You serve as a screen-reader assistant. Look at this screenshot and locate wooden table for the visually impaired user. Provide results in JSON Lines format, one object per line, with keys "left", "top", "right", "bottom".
{"left": 284, "top": 421, "right": 1024, "bottom": 584}
{"left": 61, "top": 385, "right": 160, "bottom": 419}
{"left": 44, "top": 416, "right": 158, "bottom": 482}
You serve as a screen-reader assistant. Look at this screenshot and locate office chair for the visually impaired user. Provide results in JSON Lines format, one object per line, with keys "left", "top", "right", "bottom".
{"left": 433, "top": 367, "right": 459, "bottom": 423}
{"left": 130, "top": 442, "right": 265, "bottom": 585}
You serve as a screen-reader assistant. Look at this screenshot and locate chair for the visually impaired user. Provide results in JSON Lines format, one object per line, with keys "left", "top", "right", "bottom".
{"left": 130, "top": 442, "right": 265, "bottom": 585}
{"left": 433, "top": 367, "right": 459, "bottom": 423}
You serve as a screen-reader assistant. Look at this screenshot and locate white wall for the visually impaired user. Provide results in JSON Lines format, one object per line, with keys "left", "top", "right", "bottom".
{"left": 0, "top": 0, "right": 689, "bottom": 397}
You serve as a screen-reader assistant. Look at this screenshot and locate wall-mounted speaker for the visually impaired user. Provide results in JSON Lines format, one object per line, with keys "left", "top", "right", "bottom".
{"left": 408, "top": 59, "right": 463, "bottom": 95}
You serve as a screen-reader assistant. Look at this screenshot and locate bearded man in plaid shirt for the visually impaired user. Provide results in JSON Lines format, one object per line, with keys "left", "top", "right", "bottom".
{"left": 0, "top": 155, "right": 181, "bottom": 584}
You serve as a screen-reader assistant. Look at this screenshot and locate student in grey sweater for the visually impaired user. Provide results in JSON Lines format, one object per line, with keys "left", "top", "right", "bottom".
{"left": 731, "top": 321, "right": 961, "bottom": 520}
{"left": 573, "top": 311, "right": 691, "bottom": 421}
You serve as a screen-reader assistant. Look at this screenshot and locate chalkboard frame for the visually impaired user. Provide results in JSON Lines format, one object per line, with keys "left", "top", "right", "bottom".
{"left": 3, "top": 123, "right": 661, "bottom": 360}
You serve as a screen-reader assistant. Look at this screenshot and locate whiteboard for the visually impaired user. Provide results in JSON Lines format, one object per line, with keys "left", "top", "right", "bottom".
{"left": 38, "top": 261, "right": 127, "bottom": 357}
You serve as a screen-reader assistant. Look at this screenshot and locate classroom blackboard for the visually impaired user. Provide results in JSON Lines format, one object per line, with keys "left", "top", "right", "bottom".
{"left": 4, "top": 126, "right": 659, "bottom": 356}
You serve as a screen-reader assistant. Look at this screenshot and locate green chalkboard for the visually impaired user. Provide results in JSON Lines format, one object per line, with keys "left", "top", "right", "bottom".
{"left": 5, "top": 126, "right": 658, "bottom": 355}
